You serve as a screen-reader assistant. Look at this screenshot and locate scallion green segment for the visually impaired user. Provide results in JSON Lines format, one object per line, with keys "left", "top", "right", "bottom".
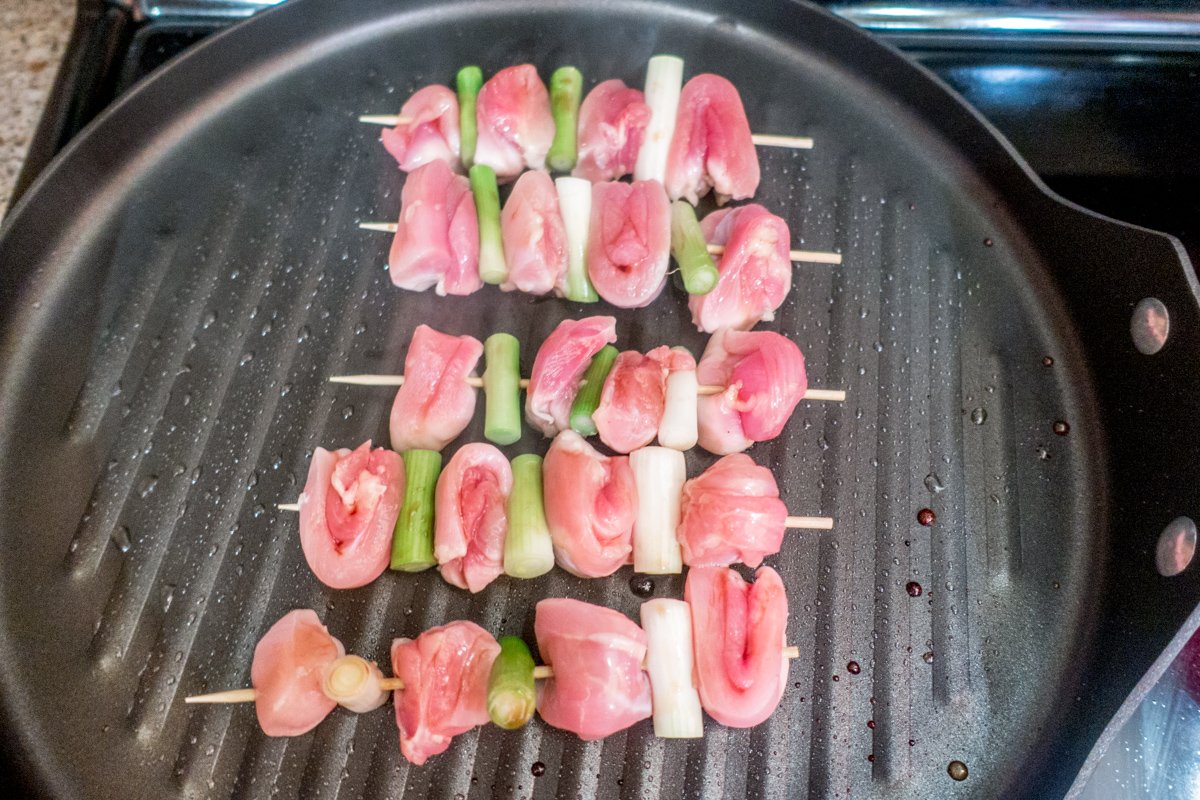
{"left": 390, "top": 449, "right": 442, "bottom": 572}
{"left": 457, "top": 66, "right": 484, "bottom": 168}
{"left": 547, "top": 66, "right": 583, "bottom": 172}
{"left": 504, "top": 454, "right": 555, "bottom": 579}
{"left": 487, "top": 636, "right": 537, "bottom": 729}
{"left": 469, "top": 164, "right": 507, "bottom": 285}
{"left": 483, "top": 332, "right": 522, "bottom": 446}
{"left": 569, "top": 345, "right": 618, "bottom": 436}
{"left": 670, "top": 200, "right": 720, "bottom": 295}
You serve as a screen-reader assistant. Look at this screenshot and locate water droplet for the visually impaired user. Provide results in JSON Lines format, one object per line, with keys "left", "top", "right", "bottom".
{"left": 111, "top": 526, "right": 132, "bottom": 553}
{"left": 239, "top": 352, "right": 254, "bottom": 366}
{"left": 1053, "top": 421, "right": 1070, "bottom": 436}
{"left": 818, "top": 437, "right": 830, "bottom": 451}
{"left": 1156, "top": 516, "right": 1197, "bottom": 577}
{"left": 1036, "top": 446, "right": 1051, "bottom": 460}
{"left": 922, "top": 651, "right": 934, "bottom": 664}
{"left": 280, "top": 383, "right": 292, "bottom": 397}
{"left": 906, "top": 581, "right": 923, "bottom": 597}
{"left": 297, "top": 326, "right": 311, "bottom": 344}
{"left": 1042, "top": 355, "right": 1054, "bottom": 366}
{"left": 139, "top": 476, "right": 158, "bottom": 498}
{"left": 983, "top": 238, "right": 993, "bottom": 247}
{"left": 629, "top": 575, "right": 655, "bottom": 598}
{"left": 948, "top": 761, "right": 969, "bottom": 781}
{"left": 354, "top": 323, "right": 367, "bottom": 336}
{"left": 847, "top": 661, "right": 861, "bottom": 675}
{"left": 923, "top": 473, "right": 945, "bottom": 494}
{"left": 260, "top": 320, "right": 273, "bottom": 336}
{"left": 1131, "top": 297, "right": 1169, "bottom": 355}
{"left": 872, "top": 341, "right": 883, "bottom": 353}
{"left": 970, "top": 408, "right": 987, "bottom": 425}
{"left": 917, "top": 508, "right": 936, "bottom": 526}
{"left": 341, "top": 405, "right": 354, "bottom": 420}
{"left": 202, "top": 310, "right": 217, "bottom": 329}
{"left": 531, "top": 762, "right": 546, "bottom": 777}
{"left": 160, "top": 584, "right": 175, "bottom": 613}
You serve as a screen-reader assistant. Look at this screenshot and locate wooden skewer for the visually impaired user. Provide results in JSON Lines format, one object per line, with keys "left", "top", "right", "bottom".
{"left": 359, "top": 222, "right": 841, "bottom": 265}
{"left": 185, "top": 647, "right": 803, "bottom": 704}
{"left": 275, "top": 502, "right": 830, "bottom": 530}
{"left": 328, "top": 373, "right": 846, "bottom": 403}
{"left": 359, "top": 116, "right": 813, "bottom": 150}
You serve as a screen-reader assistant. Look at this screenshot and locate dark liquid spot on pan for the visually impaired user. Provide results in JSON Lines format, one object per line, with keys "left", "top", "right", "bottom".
{"left": 531, "top": 762, "right": 545, "bottom": 777}
{"left": 1043, "top": 355, "right": 1055, "bottom": 366}
{"left": 867, "top": 720, "right": 876, "bottom": 729}
{"left": 847, "top": 661, "right": 860, "bottom": 674}
{"left": 629, "top": 576, "right": 655, "bottom": 598}
{"left": 867, "top": 754, "right": 875, "bottom": 763}
{"left": 917, "top": 508, "right": 936, "bottom": 526}
{"left": 984, "top": 238, "right": 994, "bottom": 247}
{"left": 1053, "top": 421, "right": 1070, "bottom": 436}
{"left": 906, "top": 581, "right": 923, "bottom": 597}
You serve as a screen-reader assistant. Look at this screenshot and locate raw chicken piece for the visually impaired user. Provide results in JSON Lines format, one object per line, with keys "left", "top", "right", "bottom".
{"left": 381, "top": 85, "right": 461, "bottom": 173}
{"left": 690, "top": 205, "right": 792, "bottom": 333}
{"left": 525, "top": 316, "right": 618, "bottom": 437}
{"left": 685, "top": 566, "right": 788, "bottom": 728}
{"left": 573, "top": 79, "right": 652, "bottom": 182}
{"left": 390, "top": 325, "right": 484, "bottom": 451}
{"left": 587, "top": 180, "right": 671, "bottom": 308}
{"left": 593, "top": 347, "right": 671, "bottom": 454}
{"left": 542, "top": 430, "right": 637, "bottom": 578}
{"left": 500, "top": 170, "right": 567, "bottom": 295}
{"left": 696, "top": 329, "right": 807, "bottom": 455}
{"left": 391, "top": 621, "right": 500, "bottom": 765}
{"left": 251, "top": 610, "right": 345, "bottom": 737}
{"left": 535, "top": 599, "right": 653, "bottom": 739}
{"left": 677, "top": 454, "right": 787, "bottom": 567}
{"left": 474, "top": 64, "right": 555, "bottom": 179}
{"left": 298, "top": 441, "right": 404, "bottom": 589}
{"left": 435, "top": 443, "right": 512, "bottom": 593}
{"left": 388, "top": 160, "right": 481, "bottom": 296}
{"left": 665, "top": 74, "right": 760, "bottom": 204}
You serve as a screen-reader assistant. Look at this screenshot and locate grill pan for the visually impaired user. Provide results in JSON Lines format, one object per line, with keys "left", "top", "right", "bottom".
{"left": 2, "top": 1, "right": 1199, "bottom": 797}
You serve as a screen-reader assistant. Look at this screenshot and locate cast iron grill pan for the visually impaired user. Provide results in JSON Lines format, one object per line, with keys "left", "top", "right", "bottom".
{"left": 0, "top": 1, "right": 1198, "bottom": 798}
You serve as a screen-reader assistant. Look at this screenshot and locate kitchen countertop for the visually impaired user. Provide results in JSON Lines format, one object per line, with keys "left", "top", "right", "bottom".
{"left": 0, "top": 0, "right": 75, "bottom": 213}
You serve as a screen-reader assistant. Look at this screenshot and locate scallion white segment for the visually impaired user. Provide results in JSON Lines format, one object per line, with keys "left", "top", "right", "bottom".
{"left": 640, "top": 598, "right": 703, "bottom": 738}
{"left": 658, "top": 347, "right": 698, "bottom": 451}
{"left": 630, "top": 446, "right": 686, "bottom": 574}
{"left": 633, "top": 55, "right": 684, "bottom": 184}
{"left": 554, "top": 176, "right": 598, "bottom": 302}
{"left": 322, "top": 655, "right": 389, "bottom": 714}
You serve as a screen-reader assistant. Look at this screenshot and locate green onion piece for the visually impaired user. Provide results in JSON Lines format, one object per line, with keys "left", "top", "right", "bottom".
{"left": 457, "top": 66, "right": 483, "bottom": 168}
{"left": 569, "top": 345, "right": 618, "bottom": 436}
{"left": 390, "top": 449, "right": 442, "bottom": 572}
{"left": 547, "top": 66, "right": 583, "bottom": 172}
{"left": 483, "top": 332, "right": 522, "bottom": 446}
{"left": 670, "top": 201, "right": 720, "bottom": 295}
{"left": 487, "top": 636, "right": 537, "bottom": 729}
{"left": 469, "top": 164, "right": 507, "bottom": 285}
{"left": 504, "top": 454, "right": 555, "bottom": 579}
{"left": 554, "top": 176, "right": 599, "bottom": 303}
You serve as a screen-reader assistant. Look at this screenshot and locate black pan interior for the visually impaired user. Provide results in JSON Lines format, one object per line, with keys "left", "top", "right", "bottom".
{"left": 0, "top": 1, "right": 1198, "bottom": 799}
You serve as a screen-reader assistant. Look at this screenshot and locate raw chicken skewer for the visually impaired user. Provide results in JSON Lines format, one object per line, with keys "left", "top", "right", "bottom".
{"left": 363, "top": 114, "right": 811, "bottom": 149}
{"left": 360, "top": 220, "right": 842, "bottom": 266}
{"left": 327, "top": 370, "right": 845, "bottom": 400}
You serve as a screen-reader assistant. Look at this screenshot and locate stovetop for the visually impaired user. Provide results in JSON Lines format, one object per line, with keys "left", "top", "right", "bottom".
{"left": 3, "top": 1, "right": 1199, "bottom": 796}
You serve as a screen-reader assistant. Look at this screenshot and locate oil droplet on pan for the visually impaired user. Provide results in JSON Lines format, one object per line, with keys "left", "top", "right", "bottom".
{"left": 948, "top": 761, "right": 969, "bottom": 781}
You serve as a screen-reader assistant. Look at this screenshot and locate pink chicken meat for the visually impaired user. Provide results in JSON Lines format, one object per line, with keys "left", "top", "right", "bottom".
{"left": 690, "top": 205, "right": 792, "bottom": 333}
{"left": 697, "top": 329, "right": 807, "bottom": 455}
{"left": 391, "top": 621, "right": 500, "bottom": 765}
{"left": 573, "top": 79, "right": 652, "bottom": 182}
{"left": 592, "top": 347, "right": 671, "bottom": 453}
{"left": 381, "top": 85, "right": 461, "bottom": 173}
{"left": 473, "top": 64, "right": 555, "bottom": 179}
{"left": 534, "top": 599, "right": 653, "bottom": 740}
{"left": 500, "top": 170, "right": 568, "bottom": 294}
{"left": 298, "top": 441, "right": 404, "bottom": 589}
{"left": 251, "top": 610, "right": 345, "bottom": 737}
{"left": 542, "top": 430, "right": 637, "bottom": 577}
{"left": 685, "top": 566, "right": 789, "bottom": 728}
{"left": 665, "top": 74, "right": 760, "bottom": 204}
{"left": 434, "top": 443, "right": 512, "bottom": 593}
{"left": 677, "top": 454, "right": 787, "bottom": 568}
{"left": 390, "top": 325, "right": 484, "bottom": 451}
{"left": 388, "top": 160, "right": 481, "bottom": 296}
{"left": 587, "top": 180, "right": 671, "bottom": 308}
{"left": 524, "top": 316, "right": 618, "bottom": 437}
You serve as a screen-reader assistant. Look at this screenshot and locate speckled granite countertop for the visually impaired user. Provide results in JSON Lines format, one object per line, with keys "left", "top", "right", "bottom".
{"left": 1, "top": 0, "right": 76, "bottom": 212}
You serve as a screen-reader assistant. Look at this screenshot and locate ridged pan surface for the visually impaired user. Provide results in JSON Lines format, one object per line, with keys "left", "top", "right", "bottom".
{"left": 0, "top": 1, "right": 1155, "bottom": 798}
